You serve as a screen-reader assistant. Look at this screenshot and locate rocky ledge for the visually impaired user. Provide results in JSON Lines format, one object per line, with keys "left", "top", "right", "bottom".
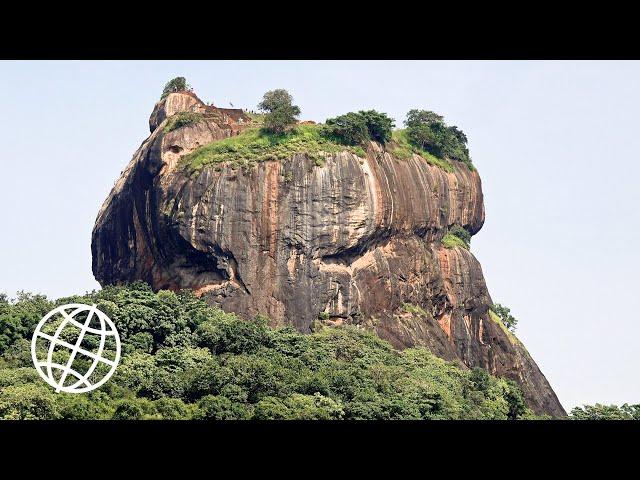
{"left": 92, "top": 92, "right": 565, "bottom": 417}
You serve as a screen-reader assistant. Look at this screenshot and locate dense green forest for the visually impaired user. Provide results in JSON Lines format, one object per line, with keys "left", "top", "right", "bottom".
{"left": 569, "top": 404, "right": 640, "bottom": 420}
{"left": 2, "top": 283, "right": 633, "bottom": 420}
{"left": 0, "top": 283, "right": 540, "bottom": 420}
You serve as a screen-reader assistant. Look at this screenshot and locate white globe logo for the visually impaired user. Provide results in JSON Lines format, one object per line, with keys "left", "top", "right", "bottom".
{"left": 31, "top": 304, "right": 121, "bottom": 393}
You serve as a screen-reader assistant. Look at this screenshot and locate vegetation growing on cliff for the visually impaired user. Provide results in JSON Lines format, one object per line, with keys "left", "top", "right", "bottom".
{"left": 442, "top": 225, "right": 472, "bottom": 250}
{"left": 390, "top": 130, "right": 456, "bottom": 172}
{"left": 401, "top": 303, "right": 430, "bottom": 317}
{"left": 451, "top": 225, "right": 471, "bottom": 247}
{"left": 161, "top": 76, "right": 191, "bottom": 100}
{"left": 163, "top": 112, "right": 203, "bottom": 133}
{"left": 258, "top": 89, "right": 301, "bottom": 134}
{"left": 488, "top": 310, "right": 523, "bottom": 349}
{"left": 490, "top": 303, "right": 518, "bottom": 332}
{"left": 488, "top": 305, "right": 522, "bottom": 348}
{"left": 0, "top": 283, "right": 536, "bottom": 420}
{"left": 323, "top": 110, "right": 395, "bottom": 145}
{"left": 158, "top": 80, "right": 472, "bottom": 174}
{"left": 180, "top": 124, "right": 366, "bottom": 175}
{"left": 442, "top": 233, "right": 468, "bottom": 249}
{"left": 404, "top": 109, "right": 473, "bottom": 170}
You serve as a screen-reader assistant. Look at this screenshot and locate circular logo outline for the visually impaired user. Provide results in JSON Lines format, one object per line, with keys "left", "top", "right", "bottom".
{"left": 31, "top": 303, "right": 121, "bottom": 394}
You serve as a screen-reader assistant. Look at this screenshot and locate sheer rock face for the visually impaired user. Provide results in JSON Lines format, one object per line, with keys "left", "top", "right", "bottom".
{"left": 92, "top": 92, "right": 566, "bottom": 417}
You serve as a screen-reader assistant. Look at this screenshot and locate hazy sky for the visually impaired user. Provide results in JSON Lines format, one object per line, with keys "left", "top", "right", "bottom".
{"left": 1, "top": 60, "right": 639, "bottom": 411}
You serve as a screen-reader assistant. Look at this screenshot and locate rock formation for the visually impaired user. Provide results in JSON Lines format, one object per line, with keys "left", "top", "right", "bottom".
{"left": 92, "top": 91, "right": 566, "bottom": 417}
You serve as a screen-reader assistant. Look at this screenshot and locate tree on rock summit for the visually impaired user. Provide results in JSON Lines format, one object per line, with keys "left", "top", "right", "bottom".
{"left": 258, "top": 89, "right": 301, "bottom": 134}
{"left": 161, "top": 77, "right": 191, "bottom": 99}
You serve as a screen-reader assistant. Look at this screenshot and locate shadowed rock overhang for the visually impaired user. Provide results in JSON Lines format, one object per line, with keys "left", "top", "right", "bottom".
{"left": 92, "top": 91, "right": 566, "bottom": 417}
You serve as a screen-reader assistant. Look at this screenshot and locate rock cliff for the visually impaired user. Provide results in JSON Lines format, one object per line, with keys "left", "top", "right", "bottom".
{"left": 92, "top": 92, "right": 565, "bottom": 417}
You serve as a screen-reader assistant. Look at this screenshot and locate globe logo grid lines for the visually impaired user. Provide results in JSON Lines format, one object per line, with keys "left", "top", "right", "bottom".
{"left": 31, "top": 303, "right": 121, "bottom": 393}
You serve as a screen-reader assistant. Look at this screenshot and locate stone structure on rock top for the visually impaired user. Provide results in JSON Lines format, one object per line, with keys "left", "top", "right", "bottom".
{"left": 92, "top": 91, "right": 566, "bottom": 417}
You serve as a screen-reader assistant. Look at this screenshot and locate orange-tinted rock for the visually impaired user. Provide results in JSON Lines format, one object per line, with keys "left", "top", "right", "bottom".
{"left": 92, "top": 93, "right": 565, "bottom": 417}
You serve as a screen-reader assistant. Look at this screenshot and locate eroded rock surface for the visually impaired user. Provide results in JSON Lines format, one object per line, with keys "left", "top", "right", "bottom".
{"left": 92, "top": 92, "right": 565, "bottom": 417}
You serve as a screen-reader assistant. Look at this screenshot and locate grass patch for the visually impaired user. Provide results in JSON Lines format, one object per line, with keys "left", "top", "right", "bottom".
{"left": 488, "top": 310, "right": 522, "bottom": 347}
{"left": 442, "top": 233, "right": 469, "bottom": 250}
{"left": 246, "top": 111, "right": 266, "bottom": 122}
{"left": 351, "top": 145, "right": 367, "bottom": 157}
{"left": 180, "top": 124, "right": 366, "bottom": 175}
{"left": 401, "top": 303, "right": 429, "bottom": 317}
{"left": 449, "top": 225, "right": 471, "bottom": 248}
{"left": 389, "top": 130, "right": 475, "bottom": 173}
{"left": 163, "top": 112, "right": 204, "bottom": 133}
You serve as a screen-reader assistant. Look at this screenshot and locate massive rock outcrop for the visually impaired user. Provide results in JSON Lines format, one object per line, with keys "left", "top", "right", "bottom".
{"left": 92, "top": 92, "right": 565, "bottom": 417}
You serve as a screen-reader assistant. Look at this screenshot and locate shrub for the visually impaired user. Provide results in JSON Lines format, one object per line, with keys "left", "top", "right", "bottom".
{"left": 154, "top": 397, "right": 192, "bottom": 420}
{"left": 442, "top": 233, "right": 468, "bottom": 250}
{"left": 390, "top": 130, "right": 456, "bottom": 172}
{"left": 163, "top": 112, "right": 203, "bottom": 133}
{"left": 0, "top": 384, "right": 60, "bottom": 420}
{"left": 490, "top": 303, "right": 518, "bottom": 332}
{"left": 351, "top": 145, "right": 367, "bottom": 157}
{"left": 324, "top": 110, "right": 395, "bottom": 145}
{"left": 112, "top": 399, "right": 147, "bottom": 420}
{"left": 161, "top": 77, "right": 191, "bottom": 99}
{"left": 56, "top": 392, "right": 114, "bottom": 420}
{"left": 0, "top": 292, "right": 53, "bottom": 355}
{"left": 196, "top": 314, "right": 271, "bottom": 355}
{"left": 254, "top": 393, "right": 344, "bottom": 420}
{"left": 404, "top": 109, "right": 472, "bottom": 166}
{"left": 449, "top": 225, "right": 471, "bottom": 247}
{"left": 360, "top": 110, "right": 395, "bottom": 143}
{"left": 0, "top": 293, "right": 8, "bottom": 314}
{"left": 324, "top": 112, "right": 368, "bottom": 145}
{"left": 194, "top": 395, "right": 253, "bottom": 420}
{"left": 258, "top": 89, "right": 301, "bottom": 134}
{"left": 503, "top": 379, "right": 527, "bottom": 420}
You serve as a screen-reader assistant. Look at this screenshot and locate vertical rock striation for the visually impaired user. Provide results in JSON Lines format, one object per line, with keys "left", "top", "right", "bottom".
{"left": 92, "top": 92, "right": 565, "bottom": 417}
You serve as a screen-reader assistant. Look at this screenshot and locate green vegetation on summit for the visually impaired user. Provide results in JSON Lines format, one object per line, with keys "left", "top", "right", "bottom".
{"left": 180, "top": 124, "right": 367, "bottom": 175}
{"left": 161, "top": 76, "right": 191, "bottom": 100}
{"left": 390, "top": 129, "right": 457, "bottom": 172}
{"left": 163, "top": 83, "right": 474, "bottom": 174}
{"left": 258, "top": 89, "right": 301, "bottom": 134}
{"left": 323, "top": 110, "right": 395, "bottom": 145}
{"left": 403, "top": 109, "right": 473, "bottom": 170}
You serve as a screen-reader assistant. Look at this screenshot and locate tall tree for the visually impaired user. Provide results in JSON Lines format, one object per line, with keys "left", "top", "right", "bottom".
{"left": 161, "top": 77, "right": 191, "bottom": 99}
{"left": 490, "top": 303, "right": 518, "bottom": 332}
{"left": 257, "top": 89, "right": 301, "bottom": 134}
{"left": 404, "top": 109, "right": 471, "bottom": 163}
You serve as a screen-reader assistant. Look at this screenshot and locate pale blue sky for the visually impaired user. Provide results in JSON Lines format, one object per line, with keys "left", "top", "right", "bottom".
{"left": 1, "top": 60, "right": 639, "bottom": 411}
